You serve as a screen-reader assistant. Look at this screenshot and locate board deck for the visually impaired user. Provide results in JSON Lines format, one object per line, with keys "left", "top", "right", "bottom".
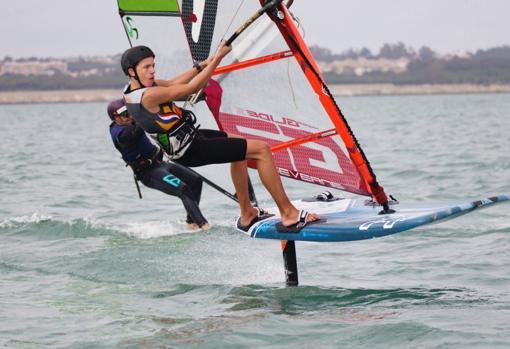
{"left": 240, "top": 195, "right": 509, "bottom": 242}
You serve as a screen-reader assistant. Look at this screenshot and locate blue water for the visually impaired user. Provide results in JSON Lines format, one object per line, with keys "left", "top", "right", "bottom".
{"left": 1, "top": 93, "right": 509, "bottom": 348}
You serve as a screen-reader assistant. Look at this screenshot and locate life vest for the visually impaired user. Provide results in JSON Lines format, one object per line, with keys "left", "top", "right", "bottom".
{"left": 109, "top": 123, "right": 158, "bottom": 162}
{"left": 123, "top": 85, "right": 198, "bottom": 159}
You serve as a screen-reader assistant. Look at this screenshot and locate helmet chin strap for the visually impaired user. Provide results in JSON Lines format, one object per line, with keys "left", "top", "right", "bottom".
{"left": 129, "top": 66, "right": 146, "bottom": 88}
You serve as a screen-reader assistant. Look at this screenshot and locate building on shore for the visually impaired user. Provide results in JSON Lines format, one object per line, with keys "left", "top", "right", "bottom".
{"left": 0, "top": 61, "right": 68, "bottom": 76}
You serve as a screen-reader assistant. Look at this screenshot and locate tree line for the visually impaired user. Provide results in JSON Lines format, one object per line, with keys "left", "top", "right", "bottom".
{"left": 0, "top": 71, "right": 125, "bottom": 91}
{"left": 312, "top": 43, "right": 510, "bottom": 85}
{"left": 1, "top": 43, "right": 510, "bottom": 90}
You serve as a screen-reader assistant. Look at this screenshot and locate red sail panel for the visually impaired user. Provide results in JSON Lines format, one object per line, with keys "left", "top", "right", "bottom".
{"left": 217, "top": 110, "right": 368, "bottom": 194}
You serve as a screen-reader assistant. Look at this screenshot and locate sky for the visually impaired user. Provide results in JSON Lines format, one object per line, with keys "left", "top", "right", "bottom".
{"left": 1, "top": 0, "right": 509, "bottom": 58}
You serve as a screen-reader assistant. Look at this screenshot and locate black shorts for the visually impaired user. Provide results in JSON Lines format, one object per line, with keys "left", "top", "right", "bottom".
{"left": 176, "top": 129, "right": 247, "bottom": 167}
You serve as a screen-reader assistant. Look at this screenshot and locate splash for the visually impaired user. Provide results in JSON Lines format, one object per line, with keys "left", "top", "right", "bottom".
{"left": 0, "top": 211, "right": 52, "bottom": 228}
{"left": 124, "top": 220, "right": 188, "bottom": 239}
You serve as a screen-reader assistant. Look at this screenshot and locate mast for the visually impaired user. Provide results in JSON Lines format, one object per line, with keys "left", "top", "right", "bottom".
{"left": 257, "top": 0, "right": 393, "bottom": 286}
{"left": 261, "top": 0, "right": 391, "bottom": 212}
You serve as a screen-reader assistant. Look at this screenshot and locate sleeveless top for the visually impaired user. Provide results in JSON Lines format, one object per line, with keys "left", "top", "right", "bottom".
{"left": 123, "top": 85, "right": 197, "bottom": 159}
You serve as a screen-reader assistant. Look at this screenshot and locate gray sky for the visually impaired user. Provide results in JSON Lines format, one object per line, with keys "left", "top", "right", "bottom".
{"left": 2, "top": 0, "right": 509, "bottom": 58}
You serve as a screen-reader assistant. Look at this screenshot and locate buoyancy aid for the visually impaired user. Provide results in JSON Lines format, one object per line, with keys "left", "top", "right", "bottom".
{"left": 123, "top": 85, "right": 198, "bottom": 159}
{"left": 109, "top": 122, "right": 162, "bottom": 179}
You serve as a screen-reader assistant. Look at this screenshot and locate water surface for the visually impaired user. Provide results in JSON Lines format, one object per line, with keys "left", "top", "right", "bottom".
{"left": 1, "top": 93, "right": 509, "bottom": 348}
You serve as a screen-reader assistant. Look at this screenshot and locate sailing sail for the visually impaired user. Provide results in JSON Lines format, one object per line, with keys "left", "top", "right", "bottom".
{"left": 117, "top": 0, "right": 389, "bottom": 203}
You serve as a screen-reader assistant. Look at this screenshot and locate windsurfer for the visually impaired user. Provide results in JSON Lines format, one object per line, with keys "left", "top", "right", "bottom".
{"left": 121, "top": 43, "right": 319, "bottom": 231}
{"left": 108, "top": 98, "right": 210, "bottom": 230}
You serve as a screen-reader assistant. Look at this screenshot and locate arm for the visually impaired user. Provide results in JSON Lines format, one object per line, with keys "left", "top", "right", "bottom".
{"left": 143, "top": 42, "right": 231, "bottom": 112}
{"left": 116, "top": 123, "right": 145, "bottom": 149}
{"left": 156, "top": 57, "right": 213, "bottom": 87}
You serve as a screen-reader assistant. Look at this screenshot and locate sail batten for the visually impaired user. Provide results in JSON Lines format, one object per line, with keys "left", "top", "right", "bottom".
{"left": 213, "top": 50, "right": 293, "bottom": 76}
{"left": 271, "top": 128, "right": 337, "bottom": 153}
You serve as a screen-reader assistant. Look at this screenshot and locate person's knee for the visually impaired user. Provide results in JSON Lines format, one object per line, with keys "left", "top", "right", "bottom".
{"left": 248, "top": 140, "right": 271, "bottom": 160}
{"left": 186, "top": 172, "right": 203, "bottom": 189}
{"left": 258, "top": 142, "right": 272, "bottom": 160}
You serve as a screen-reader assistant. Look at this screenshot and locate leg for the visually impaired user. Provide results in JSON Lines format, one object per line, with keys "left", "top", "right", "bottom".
{"left": 141, "top": 164, "right": 209, "bottom": 229}
{"left": 230, "top": 160, "right": 254, "bottom": 221}
{"left": 176, "top": 130, "right": 317, "bottom": 226}
{"left": 162, "top": 162, "right": 210, "bottom": 230}
{"left": 245, "top": 139, "right": 319, "bottom": 226}
{"left": 177, "top": 130, "right": 259, "bottom": 225}
{"left": 225, "top": 133, "right": 258, "bottom": 206}
{"left": 164, "top": 161, "right": 204, "bottom": 206}
{"left": 224, "top": 133, "right": 260, "bottom": 225}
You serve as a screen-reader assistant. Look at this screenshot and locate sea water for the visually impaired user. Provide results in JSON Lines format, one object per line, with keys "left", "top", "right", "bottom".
{"left": 1, "top": 93, "right": 509, "bottom": 348}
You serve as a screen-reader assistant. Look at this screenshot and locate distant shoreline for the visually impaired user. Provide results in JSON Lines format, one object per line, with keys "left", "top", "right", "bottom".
{"left": 0, "top": 89, "right": 122, "bottom": 105}
{"left": 328, "top": 83, "right": 510, "bottom": 97}
{"left": 1, "top": 84, "right": 510, "bottom": 105}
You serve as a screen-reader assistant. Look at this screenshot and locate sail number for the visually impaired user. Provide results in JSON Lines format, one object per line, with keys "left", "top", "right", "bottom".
{"left": 218, "top": 110, "right": 365, "bottom": 192}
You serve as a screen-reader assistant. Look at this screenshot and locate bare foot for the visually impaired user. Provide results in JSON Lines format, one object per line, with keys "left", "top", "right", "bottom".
{"left": 238, "top": 207, "right": 259, "bottom": 227}
{"left": 187, "top": 223, "right": 211, "bottom": 231}
{"left": 186, "top": 223, "right": 200, "bottom": 230}
{"left": 200, "top": 223, "right": 211, "bottom": 231}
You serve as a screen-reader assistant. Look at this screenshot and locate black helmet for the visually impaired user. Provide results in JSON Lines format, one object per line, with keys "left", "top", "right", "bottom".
{"left": 121, "top": 45, "right": 155, "bottom": 76}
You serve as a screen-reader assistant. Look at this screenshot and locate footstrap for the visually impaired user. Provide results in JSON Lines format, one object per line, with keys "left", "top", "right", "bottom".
{"left": 256, "top": 207, "right": 271, "bottom": 217}
{"left": 296, "top": 209, "right": 309, "bottom": 229}
{"left": 317, "top": 191, "right": 334, "bottom": 201}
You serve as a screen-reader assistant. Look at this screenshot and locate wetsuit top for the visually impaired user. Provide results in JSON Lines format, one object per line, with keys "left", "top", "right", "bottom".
{"left": 123, "top": 85, "right": 196, "bottom": 158}
{"left": 109, "top": 121, "right": 158, "bottom": 163}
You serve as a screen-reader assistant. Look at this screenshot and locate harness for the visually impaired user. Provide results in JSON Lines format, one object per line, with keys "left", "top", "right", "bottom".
{"left": 154, "top": 107, "right": 199, "bottom": 159}
{"left": 123, "top": 86, "right": 199, "bottom": 159}
{"left": 125, "top": 147, "right": 163, "bottom": 180}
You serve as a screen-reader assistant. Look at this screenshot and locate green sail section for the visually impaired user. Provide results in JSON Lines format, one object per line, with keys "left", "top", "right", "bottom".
{"left": 118, "top": 0, "right": 180, "bottom": 14}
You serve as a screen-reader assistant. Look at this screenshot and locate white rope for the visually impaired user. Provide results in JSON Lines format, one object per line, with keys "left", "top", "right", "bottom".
{"left": 222, "top": 0, "right": 247, "bottom": 40}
